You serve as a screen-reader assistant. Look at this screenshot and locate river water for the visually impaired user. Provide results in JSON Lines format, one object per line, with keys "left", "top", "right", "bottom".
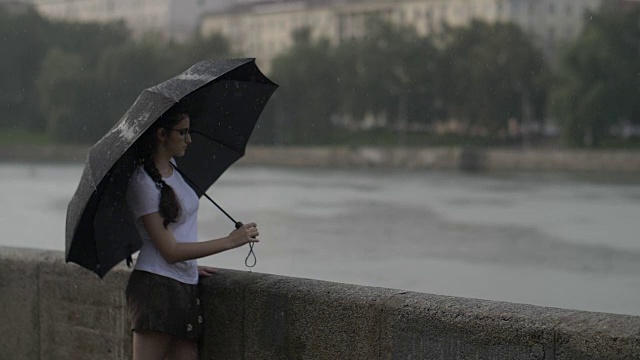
{"left": 2, "top": 162, "right": 640, "bottom": 315}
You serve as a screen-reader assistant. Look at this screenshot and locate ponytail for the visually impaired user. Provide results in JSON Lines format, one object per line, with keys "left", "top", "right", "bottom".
{"left": 135, "top": 104, "right": 187, "bottom": 228}
{"left": 140, "top": 143, "right": 180, "bottom": 228}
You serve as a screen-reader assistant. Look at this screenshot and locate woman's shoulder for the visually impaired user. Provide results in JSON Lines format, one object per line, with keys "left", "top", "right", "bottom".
{"left": 129, "top": 166, "right": 155, "bottom": 187}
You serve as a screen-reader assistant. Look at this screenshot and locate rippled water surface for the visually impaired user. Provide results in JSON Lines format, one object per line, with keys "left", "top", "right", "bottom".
{"left": 2, "top": 163, "right": 640, "bottom": 315}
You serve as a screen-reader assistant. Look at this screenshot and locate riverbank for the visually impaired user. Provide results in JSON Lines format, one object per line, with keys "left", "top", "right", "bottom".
{"left": 2, "top": 144, "right": 640, "bottom": 172}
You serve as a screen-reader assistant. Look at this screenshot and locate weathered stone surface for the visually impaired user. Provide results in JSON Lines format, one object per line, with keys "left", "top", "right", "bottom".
{"left": 242, "top": 273, "right": 394, "bottom": 360}
{"left": 380, "top": 292, "right": 566, "bottom": 360}
{"left": 38, "top": 258, "right": 131, "bottom": 360}
{"left": 3, "top": 145, "right": 640, "bottom": 172}
{"left": 199, "top": 269, "right": 248, "bottom": 360}
{"left": 200, "top": 270, "right": 397, "bottom": 359}
{"left": 553, "top": 311, "right": 640, "bottom": 360}
{"left": 0, "top": 247, "right": 54, "bottom": 360}
{"left": 3, "top": 248, "right": 640, "bottom": 360}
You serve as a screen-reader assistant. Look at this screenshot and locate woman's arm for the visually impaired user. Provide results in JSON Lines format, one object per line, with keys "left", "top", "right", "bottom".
{"left": 141, "top": 212, "right": 259, "bottom": 264}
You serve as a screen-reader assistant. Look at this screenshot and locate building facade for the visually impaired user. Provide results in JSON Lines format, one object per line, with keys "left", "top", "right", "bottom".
{"left": 200, "top": 0, "right": 603, "bottom": 72}
{"left": 29, "top": 0, "right": 237, "bottom": 40}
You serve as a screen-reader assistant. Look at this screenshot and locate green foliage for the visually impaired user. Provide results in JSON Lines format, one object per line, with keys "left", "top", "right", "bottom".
{"left": 269, "top": 28, "right": 340, "bottom": 144}
{"left": 3, "top": 3, "right": 635, "bottom": 148}
{"left": 0, "top": 7, "right": 49, "bottom": 130}
{"left": 93, "top": 40, "right": 179, "bottom": 139}
{"left": 44, "top": 19, "right": 130, "bottom": 66}
{"left": 550, "top": 7, "right": 640, "bottom": 147}
{"left": 36, "top": 49, "right": 99, "bottom": 142}
{"left": 265, "top": 19, "right": 442, "bottom": 145}
{"left": 440, "top": 21, "right": 549, "bottom": 135}
{"left": 0, "top": 128, "right": 53, "bottom": 145}
{"left": 34, "top": 32, "right": 231, "bottom": 143}
{"left": 265, "top": 17, "right": 548, "bottom": 146}
{"left": 0, "top": 3, "right": 232, "bottom": 143}
{"left": 337, "top": 18, "right": 442, "bottom": 127}
{"left": 176, "top": 33, "right": 233, "bottom": 69}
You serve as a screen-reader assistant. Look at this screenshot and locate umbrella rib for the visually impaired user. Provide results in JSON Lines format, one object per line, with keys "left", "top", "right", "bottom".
{"left": 191, "top": 129, "right": 244, "bottom": 157}
{"left": 171, "top": 166, "right": 238, "bottom": 225}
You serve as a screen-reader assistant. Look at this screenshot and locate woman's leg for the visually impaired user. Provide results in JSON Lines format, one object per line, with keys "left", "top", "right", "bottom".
{"left": 167, "top": 338, "right": 198, "bottom": 360}
{"left": 132, "top": 330, "right": 173, "bottom": 360}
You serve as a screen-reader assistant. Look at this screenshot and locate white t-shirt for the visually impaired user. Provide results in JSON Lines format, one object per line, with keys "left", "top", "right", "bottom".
{"left": 126, "top": 162, "right": 199, "bottom": 284}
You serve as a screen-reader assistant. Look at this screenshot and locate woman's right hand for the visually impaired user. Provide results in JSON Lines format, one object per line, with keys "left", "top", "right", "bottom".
{"left": 227, "top": 222, "right": 260, "bottom": 249}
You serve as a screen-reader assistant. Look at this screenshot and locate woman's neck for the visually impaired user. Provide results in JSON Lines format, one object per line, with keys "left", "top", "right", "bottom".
{"left": 154, "top": 150, "right": 173, "bottom": 178}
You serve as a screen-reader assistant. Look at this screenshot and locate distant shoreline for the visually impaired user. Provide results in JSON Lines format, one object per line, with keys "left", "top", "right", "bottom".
{"left": 2, "top": 144, "right": 640, "bottom": 172}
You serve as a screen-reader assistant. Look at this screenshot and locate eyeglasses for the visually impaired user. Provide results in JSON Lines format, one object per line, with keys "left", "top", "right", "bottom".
{"left": 168, "top": 127, "right": 191, "bottom": 138}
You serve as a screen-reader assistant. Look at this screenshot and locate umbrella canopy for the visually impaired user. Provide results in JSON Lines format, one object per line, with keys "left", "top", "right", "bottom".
{"left": 65, "top": 58, "right": 278, "bottom": 278}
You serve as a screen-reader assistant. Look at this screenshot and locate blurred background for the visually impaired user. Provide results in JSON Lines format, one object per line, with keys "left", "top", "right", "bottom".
{"left": 1, "top": 0, "right": 640, "bottom": 315}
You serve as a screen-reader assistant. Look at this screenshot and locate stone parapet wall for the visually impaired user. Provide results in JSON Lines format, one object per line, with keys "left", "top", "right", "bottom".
{"left": 1, "top": 247, "right": 640, "bottom": 359}
{"left": 0, "top": 247, "right": 130, "bottom": 360}
{"left": 2, "top": 145, "right": 640, "bottom": 172}
{"left": 241, "top": 147, "right": 640, "bottom": 172}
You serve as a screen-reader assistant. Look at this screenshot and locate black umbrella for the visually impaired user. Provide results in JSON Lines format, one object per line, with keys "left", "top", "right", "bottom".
{"left": 65, "top": 58, "right": 278, "bottom": 278}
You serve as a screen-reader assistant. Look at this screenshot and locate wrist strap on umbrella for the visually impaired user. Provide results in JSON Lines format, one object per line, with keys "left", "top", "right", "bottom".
{"left": 171, "top": 165, "right": 256, "bottom": 268}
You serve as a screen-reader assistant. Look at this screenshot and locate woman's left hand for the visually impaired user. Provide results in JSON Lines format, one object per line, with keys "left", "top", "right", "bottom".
{"left": 198, "top": 265, "right": 217, "bottom": 277}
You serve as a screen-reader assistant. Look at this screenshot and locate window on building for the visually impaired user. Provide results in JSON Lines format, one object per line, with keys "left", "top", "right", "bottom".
{"left": 549, "top": 3, "right": 555, "bottom": 15}
{"left": 565, "top": 4, "right": 572, "bottom": 16}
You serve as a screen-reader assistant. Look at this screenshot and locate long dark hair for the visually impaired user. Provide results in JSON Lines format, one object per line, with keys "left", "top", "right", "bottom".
{"left": 136, "top": 104, "right": 188, "bottom": 228}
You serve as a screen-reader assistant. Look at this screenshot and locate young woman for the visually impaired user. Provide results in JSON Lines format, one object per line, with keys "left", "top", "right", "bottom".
{"left": 125, "top": 104, "right": 259, "bottom": 359}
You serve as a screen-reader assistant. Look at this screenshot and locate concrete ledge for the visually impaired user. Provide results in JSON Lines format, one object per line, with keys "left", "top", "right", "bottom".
{"left": 200, "top": 271, "right": 398, "bottom": 359}
{"left": 3, "top": 145, "right": 640, "bottom": 172}
{"left": 200, "top": 270, "right": 640, "bottom": 359}
{"left": 241, "top": 147, "right": 640, "bottom": 172}
{"left": 0, "top": 248, "right": 131, "bottom": 360}
{"left": 0, "top": 248, "right": 48, "bottom": 360}
{"left": 0, "top": 145, "right": 90, "bottom": 163}
{"left": 38, "top": 256, "right": 130, "bottom": 360}
{"left": 2, "top": 247, "right": 640, "bottom": 359}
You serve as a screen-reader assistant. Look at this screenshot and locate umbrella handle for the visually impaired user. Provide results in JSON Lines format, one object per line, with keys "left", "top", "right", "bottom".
{"left": 172, "top": 166, "right": 257, "bottom": 269}
{"left": 236, "top": 221, "right": 257, "bottom": 268}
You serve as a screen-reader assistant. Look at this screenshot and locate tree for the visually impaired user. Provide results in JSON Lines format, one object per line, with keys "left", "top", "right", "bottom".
{"left": 329, "top": 17, "right": 443, "bottom": 143}
{"left": 36, "top": 49, "right": 99, "bottom": 142}
{"left": 550, "top": 7, "right": 640, "bottom": 146}
{"left": 45, "top": 19, "right": 129, "bottom": 67}
{"left": 95, "top": 40, "right": 180, "bottom": 133}
{"left": 0, "top": 7, "right": 50, "bottom": 130}
{"left": 174, "top": 33, "right": 232, "bottom": 71}
{"left": 343, "top": 18, "right": 441, "bottom": 134}
{"left": 269, "top": 28, "right": 340, "bottom": 144}
{"left": 35, "top": 31, "right": 233, "bottom": 143}
{"left": 441, "top": 21, "right": 549, "bottom": 137}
